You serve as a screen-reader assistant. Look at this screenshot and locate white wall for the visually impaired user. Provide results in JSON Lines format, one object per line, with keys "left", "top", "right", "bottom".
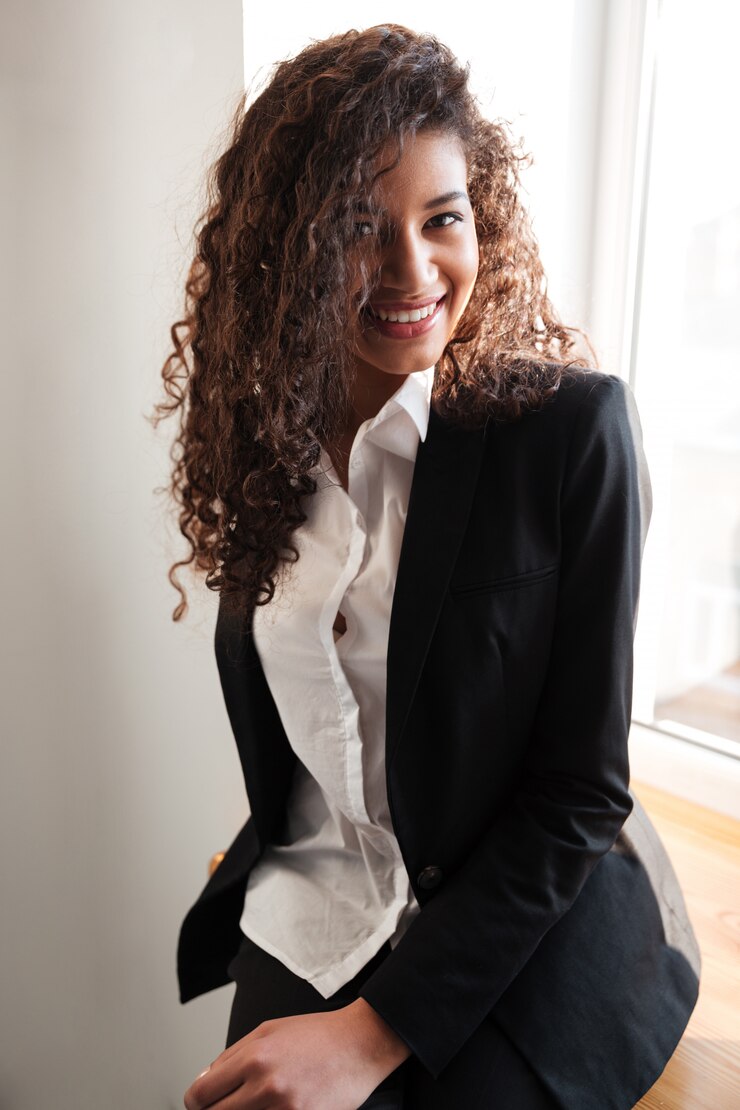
{"left": 0, "top": 2, "right": 246, "bottom": 1106}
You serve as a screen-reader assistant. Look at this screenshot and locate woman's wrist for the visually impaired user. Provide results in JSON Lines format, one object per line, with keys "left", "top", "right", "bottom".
{"left": 342, "top": 995, "right": 413, "bottom": 1071}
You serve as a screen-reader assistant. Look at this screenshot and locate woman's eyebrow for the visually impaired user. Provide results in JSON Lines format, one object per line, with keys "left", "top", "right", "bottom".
{"left": 357, "top": 190, "right": 470, "bottom": 216}
{"left": 422, "top": 190, "right": 470, "bottom": 210}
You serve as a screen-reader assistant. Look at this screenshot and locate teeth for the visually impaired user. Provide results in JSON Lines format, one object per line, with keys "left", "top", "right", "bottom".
{"left": 372, "top": 299, "right": 440, "bottom": 323}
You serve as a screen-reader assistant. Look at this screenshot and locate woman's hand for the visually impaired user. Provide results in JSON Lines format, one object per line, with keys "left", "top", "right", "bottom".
{"left": 183, "top": 997, "right": 411, "bottom": 1109}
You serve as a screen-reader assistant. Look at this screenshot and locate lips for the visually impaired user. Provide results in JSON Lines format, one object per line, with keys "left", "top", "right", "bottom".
{"left": 360, "top": 294, "right": 447, "bottom": 339}
{"left": 368, "top": 295, "right": 444, "bottom": 316}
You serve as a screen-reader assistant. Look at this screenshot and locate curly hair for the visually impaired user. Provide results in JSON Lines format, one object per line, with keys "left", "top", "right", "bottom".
{"left": 150, "top": 23, "right": 595, "bottom": 622}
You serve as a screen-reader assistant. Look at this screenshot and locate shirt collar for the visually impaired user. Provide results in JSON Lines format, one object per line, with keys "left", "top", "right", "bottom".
{"left": 383, "top": 363, "right": 435, "bottom": 442}
{"left": 311, "top": 364, "right": 436, "bottom": 477}
{"left": 360, "top": 364, "right": 435, "bottom": 462}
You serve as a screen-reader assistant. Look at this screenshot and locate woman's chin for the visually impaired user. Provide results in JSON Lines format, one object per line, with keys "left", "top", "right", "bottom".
{"left": 354, "top": 331, "right": 450, "bottom": 372}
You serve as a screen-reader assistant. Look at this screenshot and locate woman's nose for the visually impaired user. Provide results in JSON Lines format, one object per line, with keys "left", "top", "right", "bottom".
{"left": 380, "top": 228, "right": 437, "bottom": 291}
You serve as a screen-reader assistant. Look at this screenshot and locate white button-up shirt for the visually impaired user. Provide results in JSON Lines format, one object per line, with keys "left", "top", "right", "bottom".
{"left": 238, "top": 365, "right": 435, "bottom": 998}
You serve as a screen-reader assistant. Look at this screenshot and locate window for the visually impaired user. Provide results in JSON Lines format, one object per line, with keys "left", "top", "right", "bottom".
{"left": 630, "top": 0, "right": 740, "bottom": 758}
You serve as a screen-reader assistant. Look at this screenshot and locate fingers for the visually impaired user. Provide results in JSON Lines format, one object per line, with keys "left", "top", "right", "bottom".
{"left": 219, "top": 1023, "right": 268, "bottom": 1064}
{"left": 183, "top": 1053, "right": 244, "bottom": 1109}
{"left": 185, "top": 1027, "right": 279, "bottom": 1110}
{"left": 186, "top": 1025, "right": 271, "bottom": 1107}
{"left": 187, "top": 1081, "right": 276, "bottom": 1110}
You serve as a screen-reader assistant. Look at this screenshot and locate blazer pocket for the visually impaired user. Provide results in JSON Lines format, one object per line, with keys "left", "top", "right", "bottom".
{"left": 449, "top": 562, "right": 558, "bottom": 598}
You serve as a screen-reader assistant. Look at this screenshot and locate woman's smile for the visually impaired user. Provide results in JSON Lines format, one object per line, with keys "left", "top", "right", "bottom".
{"left": 361, "top": 293, "right": 447, "bottom": 339}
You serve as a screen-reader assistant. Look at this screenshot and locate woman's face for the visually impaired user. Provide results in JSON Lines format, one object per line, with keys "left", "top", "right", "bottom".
{"left": 349, "top": 128, "right": 479, "bottom": 386}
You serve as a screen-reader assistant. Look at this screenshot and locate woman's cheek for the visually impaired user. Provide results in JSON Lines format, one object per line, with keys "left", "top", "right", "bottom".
{"left": 453, "top": 236, "right": 479, "bottom": 310}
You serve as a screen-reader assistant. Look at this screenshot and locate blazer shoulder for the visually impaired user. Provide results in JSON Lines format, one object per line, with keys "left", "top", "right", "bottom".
{"left": 527, "top": 367, "right": 637, "bottom": 446}
{"left": 490, "top": 367, "right": 630, "bottom": 445}
{"left": 481, "top": 367, "right": 644, "bottom": 491}
{"left": 549, "top": 366, "right": 630, "bottom": 414}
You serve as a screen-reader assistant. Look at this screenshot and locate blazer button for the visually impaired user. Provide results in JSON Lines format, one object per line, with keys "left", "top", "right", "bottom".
{"left": 417, "top": 865, "right": 443, "bottom": 890}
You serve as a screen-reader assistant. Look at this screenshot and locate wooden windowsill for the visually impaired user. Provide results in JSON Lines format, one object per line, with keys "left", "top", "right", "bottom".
{"left": 632, "top": 780, "right": 740, "bottom": 1108}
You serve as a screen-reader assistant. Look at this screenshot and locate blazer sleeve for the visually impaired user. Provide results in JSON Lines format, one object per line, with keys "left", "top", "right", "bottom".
{"left": 358, "top": 374, "right": 653, "bottom": 1078}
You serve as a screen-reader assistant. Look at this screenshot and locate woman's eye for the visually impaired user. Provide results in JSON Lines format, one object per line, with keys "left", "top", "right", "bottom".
{"left": 427, "top": 212, "right": 462, "bottom": 228}
{"left": 354, "top": 212, "right": 462, "bottom": 239}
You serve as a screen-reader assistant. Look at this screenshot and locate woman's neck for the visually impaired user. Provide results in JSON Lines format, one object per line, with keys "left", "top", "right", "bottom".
{"left": 342, "top": 366, "right": 409, "bottom": 436}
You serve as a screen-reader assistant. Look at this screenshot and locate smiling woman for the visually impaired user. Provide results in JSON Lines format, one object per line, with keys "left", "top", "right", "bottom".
{"left": 152, "top": 23, "right": 583, "bottom": 630}
{"left": 152, "top": 22, "right": 699, "bottom": 1110}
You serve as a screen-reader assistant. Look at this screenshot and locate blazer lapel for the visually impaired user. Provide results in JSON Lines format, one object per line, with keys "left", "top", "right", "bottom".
{"left": 386, "top": 404, "right": 488, "bottom": 768}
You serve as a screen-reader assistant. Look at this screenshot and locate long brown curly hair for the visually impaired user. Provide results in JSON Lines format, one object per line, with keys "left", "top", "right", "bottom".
{"left": 150, "top": 23, "right": 594, "bottom": 622}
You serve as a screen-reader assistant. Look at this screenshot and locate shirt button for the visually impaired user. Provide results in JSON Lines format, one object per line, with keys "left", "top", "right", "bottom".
{"left": 351, "top": 457, "right": 362, "bottom": 469}
{"left": 417, "top": 865, "right": 443, "bottom": 890}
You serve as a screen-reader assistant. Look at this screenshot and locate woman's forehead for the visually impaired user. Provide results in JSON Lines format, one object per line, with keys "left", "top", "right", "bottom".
{"left": 367, "top": 131, "right": 468, "bottom": 201}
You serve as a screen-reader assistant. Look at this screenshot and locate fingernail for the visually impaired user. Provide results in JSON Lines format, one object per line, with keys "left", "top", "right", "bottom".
{"left": 198, "top": 1067, "right": 211, "bottom": 1078}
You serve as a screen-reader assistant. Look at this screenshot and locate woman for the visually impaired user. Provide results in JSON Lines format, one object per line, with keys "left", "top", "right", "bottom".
{"left": 155, "top": 24, "right": 700, "bottom": 1110}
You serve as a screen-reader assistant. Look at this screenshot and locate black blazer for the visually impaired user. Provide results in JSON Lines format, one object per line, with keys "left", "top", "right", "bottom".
{"left": 177, "top": 368, "right": 700, "bottom": 1110}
